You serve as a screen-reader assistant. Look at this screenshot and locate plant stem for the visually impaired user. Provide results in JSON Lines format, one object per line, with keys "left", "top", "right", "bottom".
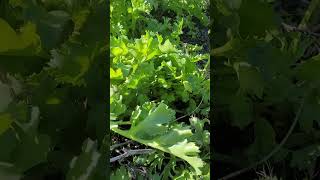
{"left": 110, "top": 149, "right": 155, "bottom": 163}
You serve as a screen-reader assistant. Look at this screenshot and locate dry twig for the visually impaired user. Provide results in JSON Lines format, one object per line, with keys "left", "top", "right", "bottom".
{"left": 110, "top": 149, "right": 155, "bottom": 163}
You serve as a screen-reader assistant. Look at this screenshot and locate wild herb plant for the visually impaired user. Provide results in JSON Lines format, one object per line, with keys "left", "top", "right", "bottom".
{"left": 110, "top": 0, "right": 210, "bottom": 179}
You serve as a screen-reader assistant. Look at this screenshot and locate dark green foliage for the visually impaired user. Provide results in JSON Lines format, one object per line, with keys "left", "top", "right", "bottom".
{"left": 0, "top": 0, "right": 107, "bottom": 179}
{"left": 212, "top": 0, "right": 320, "bottom": 179}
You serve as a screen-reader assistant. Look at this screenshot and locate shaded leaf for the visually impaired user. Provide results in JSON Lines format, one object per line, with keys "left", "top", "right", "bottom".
{"left": 66, "top": 139, "right": 103, "bottom": 180}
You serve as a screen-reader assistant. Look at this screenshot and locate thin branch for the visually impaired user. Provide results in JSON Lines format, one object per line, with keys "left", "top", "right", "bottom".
{"left": 110, "top": 140, "right": 132, "bottom": 150}
{"left": 110, "top": 149, "right": 155, "bottom": 163}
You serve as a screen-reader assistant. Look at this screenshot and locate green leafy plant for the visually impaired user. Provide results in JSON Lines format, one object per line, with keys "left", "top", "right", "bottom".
{"left": 110, "top": 0, "right": 210, "bottom": 179}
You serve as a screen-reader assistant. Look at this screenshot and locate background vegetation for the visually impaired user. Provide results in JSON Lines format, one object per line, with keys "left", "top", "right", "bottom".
{"left": 0, "top": 0, "right": 107, "bottom": 179}
{"left": 212, "top": 0, "right": 320, "bottom": 179}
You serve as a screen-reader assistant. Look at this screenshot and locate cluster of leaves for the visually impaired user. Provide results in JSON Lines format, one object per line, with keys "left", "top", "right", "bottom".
{"left": 110, "top": 0, "right": 210, "bottom": 179}
{"left": 0, "top": 0, "right": 107, "bottom": 179}
{"left": 212, "top": 0, "right": 320, "bottom": 179}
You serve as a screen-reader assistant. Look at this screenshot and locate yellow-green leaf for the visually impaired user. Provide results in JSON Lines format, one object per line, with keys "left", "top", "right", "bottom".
{"left": 110, "top": 68, "right": 123, "bottom": 79}
{"left": 111, "top": 47, "right": 123, "bottom": 56}
{"left": 0, "top": 113, "right": 13, "bottom": 135}
{"left": 0, "top": 18, "right": 40, "bottom": 53}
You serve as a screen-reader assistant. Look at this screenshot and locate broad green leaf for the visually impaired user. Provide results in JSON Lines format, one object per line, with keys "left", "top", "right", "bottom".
{"left": 126, "top": 62, "right": 155, "bottom": 89}
{"left": 0, "top": 19, "right": 40, "bottom": 54}
{"left": 159, "top": 39, "right": 177, "bottom": 53}
{"left": 234, "top": 62, "right": 264, "bottom": 98}
{"left": 111, "top": 103, "right": 204, "bottom": 175}
{"left": 12, "top": 134, "right": 51, "bottom": 171}
{"left": 247, "top": 42, "right": 291, "bottom": 80}
{"left": 130, "top": 103, "right": 175, "bottom": 138}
